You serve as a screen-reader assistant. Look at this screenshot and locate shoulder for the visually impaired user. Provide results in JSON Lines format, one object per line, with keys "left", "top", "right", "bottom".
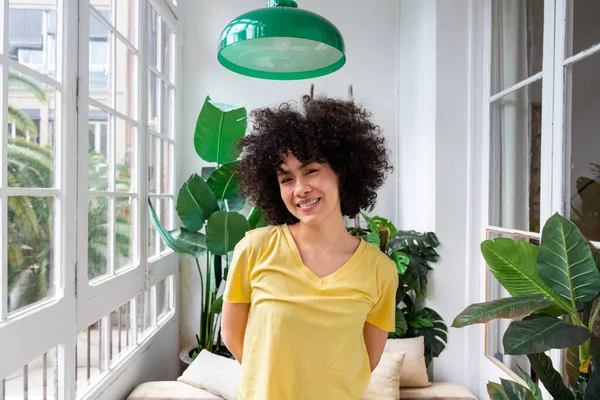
{"left": 360, "top": 241, "right": 398, "bottom": 282}
{"left": 235, "top": 225, "right": 283, "bottom": 255}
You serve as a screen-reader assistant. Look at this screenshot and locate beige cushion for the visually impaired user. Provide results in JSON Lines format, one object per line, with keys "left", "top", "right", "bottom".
{"left": 362, "top": 351, "right": 406, "bottom": 400}
{"left": 127, "top": 381, "right": 223, "bottom": 400}
{"left": 385, "top": 337, "right": 430, "bottom": 387}
{"left": 177, "top": 350, "right": 240, "bottom": 400}
{"left": 400, "top": 382, "right": 478, "bottom": 399}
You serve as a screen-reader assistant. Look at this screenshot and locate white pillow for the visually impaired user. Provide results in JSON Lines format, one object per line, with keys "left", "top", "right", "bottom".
{"left": 177, "top": 350, "right": 240, "bottom": 400}
{"left": 385, "top": 337, "right": 430, "bottom": 387}
{"left": 362, "top": 351, "right": 406, "bottom": 400}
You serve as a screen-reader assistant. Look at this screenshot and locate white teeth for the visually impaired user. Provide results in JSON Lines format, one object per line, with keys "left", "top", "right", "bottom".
{"left": 298, "top": 198, "right": 320, "bottom": 208}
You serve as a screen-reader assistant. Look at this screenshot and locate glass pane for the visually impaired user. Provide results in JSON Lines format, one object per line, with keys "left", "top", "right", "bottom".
{"left": 148, "top": 5, "right": 158, "bottom": 68}
{"left": 115, "top": 197, "right": 135, "bottom": 270}
{"left": 7, "top": 69, "right": 56, "bottom": 188}
{"left": 109, "top": 301, "right": 135, "bottom": 364}
{"left": 9, "top": 3, "right": 58, "bottom": 80}
{"left": 76, "top": 320, "right": 105, "bottom": 395}
{"left": 7, "top": 196, "right": 54, "bottom": 313}
{"left": 90, "top": 1, "right": 112, "bottom": 21}
{"left": 116, "top": 0, "right": 138, "bottom": 46}
{"left": 89, "top": 12, "right": 111, "bottom": 105}
{"left": 115, "top": 38, "right": 138, "bottom": 119}
{"left": 161, "top": 140, "right": 172, "bottom": 194}
{"left": 489, "top": 80, "right": 543, "bottom": 232}
{"left": 159, "top": 198, "right": 172, "bottom": 253}
{"left": 148, "top": 71, "right": 159, "bottom": 131}
{"left": 161, "top": 21, "right": 172, "bottom": 80}
{"left": 156, "top": 277, "right": 170, "bottom": 320}
{"left": 115, "top": 118, "right": 136, "bottom": 192}
{"left": 137, "top": 290, "right": 153, "bottom": 339}
{"left": 88, "top": 196, "right": 109, "bottom": 280}
{"left": 88, "top": 107, "right": 109, "bottom": 191}
{"left": 4, "top": 347, "right": 57, "bottom": 400}
{"left": 148, "top": 136, "right": 159, "bottom": 194}
{"left": 566, "top": 53, "right": 600, "bottom": 242}
{"left": 567, "top": 0, "right": 600, "bottom": 57}
{"left": 491, "top": 0, "right": 544, "bottom": 94}
{"left": 161, "top": 83, "right": 173, "bottom": 137}
{"left": 486, "top": 231, "right": 539, "bottom": 380}
{"left": 148, "top": 198, "right": 157, "bottom": 258}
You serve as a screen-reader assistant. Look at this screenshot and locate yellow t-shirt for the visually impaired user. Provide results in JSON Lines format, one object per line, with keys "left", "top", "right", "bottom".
{"left": 224, "top": 224, "right": 399, "bottom": 400}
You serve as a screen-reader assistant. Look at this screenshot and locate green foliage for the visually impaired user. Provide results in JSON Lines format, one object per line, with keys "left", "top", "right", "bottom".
{"left": 454, "top": 213, "right": 600, "bottom": 398}
{"left": 151, "top": 96, "right": 263, "bottom": 356}
{"left": 349, "top": 214, "right": 446, "bottom": 366}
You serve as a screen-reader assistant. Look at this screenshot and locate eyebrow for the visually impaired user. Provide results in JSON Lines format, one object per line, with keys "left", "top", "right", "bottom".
{"left": 276, "top": 160, "right": 317, "bottom": 176}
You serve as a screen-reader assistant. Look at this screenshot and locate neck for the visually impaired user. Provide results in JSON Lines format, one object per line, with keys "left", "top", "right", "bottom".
{"left": 291, "top": 212, "right": 350, "bottom": 247}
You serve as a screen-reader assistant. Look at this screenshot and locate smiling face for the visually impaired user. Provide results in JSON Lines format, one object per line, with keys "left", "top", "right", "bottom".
{"left": 277, "top": 152, "right": 342, "bottom": 226}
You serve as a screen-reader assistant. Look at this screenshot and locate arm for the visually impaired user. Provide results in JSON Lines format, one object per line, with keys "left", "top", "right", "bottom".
{"left": 363, "top": 321, "right": 389, "bottom": 372}
{"left": 221, "top": 301, "right": 250, "bottom": 364}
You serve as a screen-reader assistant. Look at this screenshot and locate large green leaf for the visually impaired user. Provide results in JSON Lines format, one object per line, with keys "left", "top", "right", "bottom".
{"left": 148, "top": 200, "right": 206, "bottom": 257}
{"left": 223, "top": 195, "right": 245, "bottom": 212}
{"left": 176, "top": 174, "right": 219, "bottom": 231}
{"left": 500, "top": 378, "right": 535, "bottom": 400}
{"left": 504, "top": 317, "right": 589, "bottom": 355}
{"left": 538, "top": 213, "right": 600, "bottom": 306}
{"left": 527, "top": 353, "right": 575, "bottom": 400}
{"left": 516, "top": 367, "right": 543, "bottom": 400}
{"left": 194, "top": 96, "right": 246, "bottom": 164}
{"left": 481, "top": 238, "right": 573, "bottom": 314}
{"left": 206, "top": 211, "right": 250, "bottom": 255}
{"left": 586, "top": 369, "right": 600, "bottom": 400}
{"left": 248, "top": 207, "right": 267, "bottom": 229}
{"left": 390, "top": 249, "right": 410, "bottom": 275}
{"left": 210, "top": 296, "right": 223, "bottom": 314}
{"left": 452, "top": 295, "right": 551, "bottom": 328}
{"left": 389, "top": 308, "right": 408, "bottom": 338}
{"left": 488, "top": 382, "right": 510, "bottom": 400}
{"left": 208, "top": 161, "right": 240, "bottom": 201}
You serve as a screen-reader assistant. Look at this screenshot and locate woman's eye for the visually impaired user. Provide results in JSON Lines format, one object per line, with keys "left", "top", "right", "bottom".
{"left": 307, "top": 169, "right": 318, "bottom": 175}
{"left": 280, "top": 178, "right": 292, "bottom": 184}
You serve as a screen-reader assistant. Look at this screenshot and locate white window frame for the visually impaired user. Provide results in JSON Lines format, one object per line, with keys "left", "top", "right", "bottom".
{"left": 0, "top": 0, "right": 180, "bottom": 398}
{"left": 472, "top": 0, "right": 600, "bottom": 396}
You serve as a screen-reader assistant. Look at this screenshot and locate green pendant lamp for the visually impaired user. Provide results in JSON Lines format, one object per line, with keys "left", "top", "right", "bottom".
{"left": 217, "top": 0, "right": 346, "bottom": 80}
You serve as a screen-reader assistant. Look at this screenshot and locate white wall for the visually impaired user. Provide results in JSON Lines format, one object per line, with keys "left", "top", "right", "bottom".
{"left": 397, "top": 0, "right": 478, "bottom": 391}
{"left": 178, "top": 0, "right": 481, "bottom": 394}
{"left": 178, "top": 0, "right": 400, "bottom": 349}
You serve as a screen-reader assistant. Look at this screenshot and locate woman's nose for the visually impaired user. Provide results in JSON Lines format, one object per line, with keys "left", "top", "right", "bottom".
{"left": 294, "top": 178, "right": 311, "bottom": 196}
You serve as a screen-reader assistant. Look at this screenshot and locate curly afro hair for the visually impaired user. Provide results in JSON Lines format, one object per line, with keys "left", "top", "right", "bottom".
{"left": 238, "top": 96, "right": 392, "bottom": 225}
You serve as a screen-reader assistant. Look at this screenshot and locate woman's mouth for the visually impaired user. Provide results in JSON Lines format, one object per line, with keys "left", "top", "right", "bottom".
{"left": 297, "top": 198, "right": 321, "bottom": 210}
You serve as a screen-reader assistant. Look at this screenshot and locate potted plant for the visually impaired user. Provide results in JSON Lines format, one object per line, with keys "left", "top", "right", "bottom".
{"left": 149, "top": 96, "right": 265, "bottom": 365}
{"left": 348, "top": 213, "right": 448, "bottom": 366}
{"left": 452, "top": 213, "right": 600, "bottom": 399}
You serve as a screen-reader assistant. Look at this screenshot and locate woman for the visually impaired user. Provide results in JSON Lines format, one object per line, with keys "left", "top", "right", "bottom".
{"left": 222, "top": 96, "right": 398, "bottom": 400}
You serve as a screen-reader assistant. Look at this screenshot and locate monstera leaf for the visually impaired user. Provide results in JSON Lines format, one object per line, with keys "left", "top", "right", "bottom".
{"left": 194, "top": 96, "right": 246, "bottom": 164}
{"left": 537, "top": 213, "right": 600, "bottom": 307}
{"left": 487, "top": 382, "right": 509, "bottom": 400}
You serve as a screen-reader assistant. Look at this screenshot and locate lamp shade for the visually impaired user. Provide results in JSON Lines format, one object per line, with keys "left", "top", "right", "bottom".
{"left": 217, "top": 0, "right": 346, "bottom": 80}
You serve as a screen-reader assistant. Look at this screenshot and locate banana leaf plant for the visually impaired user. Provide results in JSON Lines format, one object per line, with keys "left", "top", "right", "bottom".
{"left": 348, "top": 213, "right": 447, "bottom": 366}
{"left": 149, "top": 96, "right": 265, "bottom": 357}
{"left": 452, "top": 213, "right": 600, "bottom": 399}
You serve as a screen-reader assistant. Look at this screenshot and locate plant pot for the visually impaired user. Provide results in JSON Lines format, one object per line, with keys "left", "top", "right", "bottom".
{"left": 179, "top": 343, "right": 235, "bottom": 372}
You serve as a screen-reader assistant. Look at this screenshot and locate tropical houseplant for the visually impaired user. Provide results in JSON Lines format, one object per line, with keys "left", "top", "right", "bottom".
{"left": 452, "top": 213, "right": 600, "bottom": 399}
{"left": 149, "top": 96, "right": 264, "bottom": 361}
{"left": 348, "top": 213, "right": 448, "bottom": 366}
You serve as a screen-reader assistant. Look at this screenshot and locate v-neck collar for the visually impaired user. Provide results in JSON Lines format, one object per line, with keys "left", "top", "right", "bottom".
{"left": 280, "top": 224, "right": 366, "bottom": 287}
